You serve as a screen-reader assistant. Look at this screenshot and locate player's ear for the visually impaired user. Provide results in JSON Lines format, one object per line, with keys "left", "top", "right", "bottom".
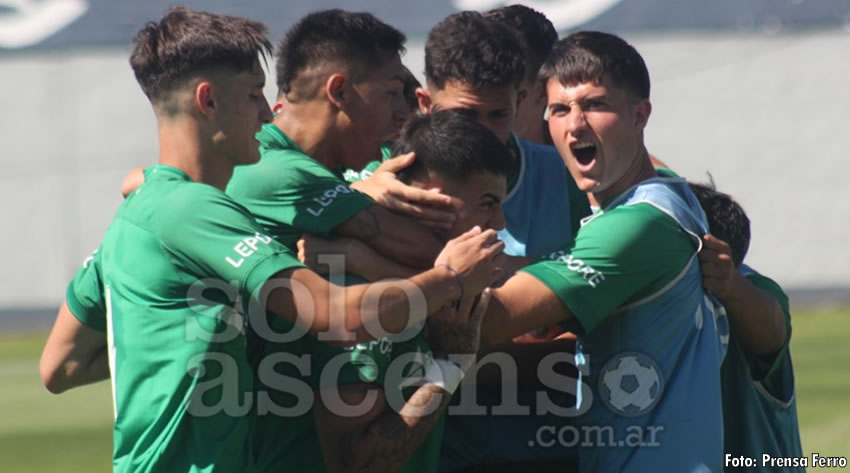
{"left": 633, "top": 98, "right": 651, "bottom": 131}
{"left": 195, "top": 81, "right": 215, "bottom": 118}
{"left": 415, "top": 87, "right": 432, "bottom": 115}
{"left": 271, "top": 97, "right": 285, "bottom": 116}
{"left": 325, "top": 73, "right": 346, "bottom": 109}
{"left": 515, "top": 88, "right": 528, "bottom": 117}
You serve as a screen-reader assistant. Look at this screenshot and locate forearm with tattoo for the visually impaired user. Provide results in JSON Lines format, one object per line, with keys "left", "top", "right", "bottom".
{"left": 320, "top": 383, "right": 451, "bottom": 473}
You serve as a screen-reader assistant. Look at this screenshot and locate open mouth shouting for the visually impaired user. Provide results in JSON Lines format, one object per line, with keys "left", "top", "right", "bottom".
{"left": 570, "top": 141, "right": 598, "bottom": 170}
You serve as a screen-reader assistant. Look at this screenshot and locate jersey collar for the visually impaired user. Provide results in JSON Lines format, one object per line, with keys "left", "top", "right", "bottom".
{"left": 144, "top": 164, "right": 192, "bottom": 182}
{"left": 256, "top": 123, "right": 302, "bottom": 153}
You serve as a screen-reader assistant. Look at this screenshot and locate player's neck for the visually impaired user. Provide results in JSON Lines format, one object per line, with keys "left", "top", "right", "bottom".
{"left": 274, "top": 104, "right": 338, "bottom": 169}
{"left": 591, "top": 146, "right": 657, "bottom": 207}
{"left": 158, "top": 120, "right": 233, "bottom": 191}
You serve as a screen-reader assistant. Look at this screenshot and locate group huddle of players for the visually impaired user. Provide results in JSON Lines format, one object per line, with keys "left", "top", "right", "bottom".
{"left": 39, "top": 4, "right": 804, "bottom": 473}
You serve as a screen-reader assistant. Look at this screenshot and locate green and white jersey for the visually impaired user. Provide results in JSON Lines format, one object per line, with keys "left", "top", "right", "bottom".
{"left": 721, "top": 267, "right": 803, "bottom": 472}
{"left": 343, "top": 141, "right": 392, "bottom": 183}
{"left": 312, "top": 324, "right": 445, "bottom": 473}
{"left": 228, "top": 124, "right": 381, "bottom": 472}
{"left": 227, "top": 123, "right": 376, "bottom": 249}
{"left": 66, "top": 165, "right": 304, "bottom": 473}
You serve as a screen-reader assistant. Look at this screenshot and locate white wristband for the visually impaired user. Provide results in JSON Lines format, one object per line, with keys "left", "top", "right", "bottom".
{"left": 423, "top": 359, "right": 465, "bottom": 395}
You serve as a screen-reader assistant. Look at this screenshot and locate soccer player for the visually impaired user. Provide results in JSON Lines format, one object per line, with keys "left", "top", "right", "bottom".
{"left": 416, "top": 11, "right": 590, "bottom": 260}
{"left": 478, "top": 32, "right": 725, "bottom": 472}
{"left": 690, "top": 182, "right": 804, "bottom": 471}
{"left": 226, "top": 10, "right": 447, "bottom": 264}
{"left": 219, "top": 11, "right": 467, "bottom": 472}
{"left": 484, "top": 5, "right": 558, "bottom": 147}
{"left": 38, "top": 8, "right": 504, "bottom": 472}
{"left": 309, "top": 110, "right": 512, "bottom": 473}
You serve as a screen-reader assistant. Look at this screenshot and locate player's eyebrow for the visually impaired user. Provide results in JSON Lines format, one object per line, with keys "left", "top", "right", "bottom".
{"left": 481, "top": 192, "right": 502, "bottom": 203}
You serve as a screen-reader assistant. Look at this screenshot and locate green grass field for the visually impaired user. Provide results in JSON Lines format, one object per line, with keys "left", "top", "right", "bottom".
{"left": 1, "top": 308, "right": 848, "bottom": 471}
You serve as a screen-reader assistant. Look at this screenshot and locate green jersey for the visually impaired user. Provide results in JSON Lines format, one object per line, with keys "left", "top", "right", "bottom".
{"left": 343, "top": 141, "right": 392, "bottom": 183}
{"left": 312, "top": 326, "right": 445, "bottom": 473}
{"left": 721, "top": 268, "right": 803, "bottom": 472}
{"left": 228, "top": 123, "right": 379, "bottom": 472}
{"left": 66, "top": 165, "right": 304, "bottom": 473}
{"left": 227, "top": 123, "right": 376, "bottom": 249}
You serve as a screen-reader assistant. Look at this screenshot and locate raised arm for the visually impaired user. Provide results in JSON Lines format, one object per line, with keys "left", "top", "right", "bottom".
{"left": 349, "top": 153, "right": 459, "bottom": 231}
{"left": 266, "top": 227, "right": 504, "bottom": 345}
{"left": 700, "top": 234, "right": 786, "bottom": 356}
{"left": 332, "top": 205, "right": 443, "bottom": 269}
{"left": 40, "top": 302, "right": 109, "bottom": 394}
{"left": 297, "top": 234, "right": 418, "bottom": 281}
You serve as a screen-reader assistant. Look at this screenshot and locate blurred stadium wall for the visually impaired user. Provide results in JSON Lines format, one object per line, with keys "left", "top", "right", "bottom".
{"left": 1, "top": 0, "right": 848, "bottom": 325}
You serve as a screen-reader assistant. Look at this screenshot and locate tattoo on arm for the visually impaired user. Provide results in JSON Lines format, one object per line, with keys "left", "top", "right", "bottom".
{"left": 354, "top": 207, "right": 382, "bottom": 242}
{"left": 338, "top": 383, "right": 450, "bottom": 473}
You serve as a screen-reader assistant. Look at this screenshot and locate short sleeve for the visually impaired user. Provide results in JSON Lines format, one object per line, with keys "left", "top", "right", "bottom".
{"left": 65, "top": 247, "right": 107, "bottom": 331}
{"left": 522, "top": 203, "right": 696, "bottom": 334}
{"left": 156, "top": 185, "right": 305, "bottom": 300}
{"left": 229, "top": 152, "right": 375, "bottom": 239}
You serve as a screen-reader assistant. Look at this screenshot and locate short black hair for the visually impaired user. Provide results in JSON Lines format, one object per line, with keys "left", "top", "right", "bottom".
{"left": 540, "top": 31, "right": 650, "bottom": 100}
{"left": 130, "top": 6, "right": 271, "bottom": 104}
{"left": 485, "top": 5, "right": 557, "bottom": 83}
{"left": 689, "top": 180, "right": 751, "bottom": 267}
{"left": 401, "top": 65, "right": 421, "bottom": 111}
{"left": 392, "top": 109, "right": 512, "bottom": 184}
{"left": 424, "top": 11, "right": 526, "bottom": 90}
{"left": 275, "top": 9, "right": 406, "bottom": 95}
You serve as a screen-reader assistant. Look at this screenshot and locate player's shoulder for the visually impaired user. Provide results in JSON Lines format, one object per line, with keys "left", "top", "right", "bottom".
{"left": 152, "top": 179, "right": 250, "bottom": 228}
{"left": 591, "top": 201, "right": 676, "bottom": 234}
{"left": 741, "top": 265, "right": 790, "bottom": 313}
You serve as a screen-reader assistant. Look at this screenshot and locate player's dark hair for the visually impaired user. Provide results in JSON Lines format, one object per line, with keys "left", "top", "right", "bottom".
{"left": 275, "top": 9, "right": 406, "bottom": 95}
{"left": 689, "top": 180, "right": 751, "bottom": 267}
{"left": 424, "top": 11, "right": 526, "bottom": 90}
{"left": 401, "top": 65, "right": 421, "bottom": 111}
{"left": 485, "top": 5, "right": 557, "bottom": 83}
{"left": 392, "top": 109, "right": 512, "bottom": 184}
{"left": 130, "top": 7, "right": 271, "bottom": 104}
{"left": 540, "top": 31, "right": 650, "bottom": 100}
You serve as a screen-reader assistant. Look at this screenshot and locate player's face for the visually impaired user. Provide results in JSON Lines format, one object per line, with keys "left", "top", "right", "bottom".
{"left": 424, "top": 82, "right": 518, "bottom": 144}
{"left": 514, "top": 77, "right": 546, "bottom": 139}
{"left": 343, "top": 56, "right": 408, "bottom": 168}
{"left": 418, "top": 172, "right": 506, "bottom": 241}
{"left": 212, "top": 62, "right": 273, "bottom": 165}
{"left": 546, "top": 75, "right": 650, "bottom": 204}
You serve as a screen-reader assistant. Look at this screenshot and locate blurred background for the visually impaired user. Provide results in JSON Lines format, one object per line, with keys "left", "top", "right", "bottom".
{"left": 1, "top": 0, "right": 848, "bottom": 471}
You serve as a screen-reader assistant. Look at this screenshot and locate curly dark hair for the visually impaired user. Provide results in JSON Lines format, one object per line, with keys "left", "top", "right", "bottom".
{"left": 485, "top": 5, "right": 557, "bottom": 82}
{"left": 424, "top": 11, "right": 526, "bottom": 90}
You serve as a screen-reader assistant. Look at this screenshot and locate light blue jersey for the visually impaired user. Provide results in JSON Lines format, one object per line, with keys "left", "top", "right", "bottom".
{"left": 569, "top": 178, "right": 726, "bottom": 473}
{"left": 499, "top": 138, "right": 589, "bottom": 258}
